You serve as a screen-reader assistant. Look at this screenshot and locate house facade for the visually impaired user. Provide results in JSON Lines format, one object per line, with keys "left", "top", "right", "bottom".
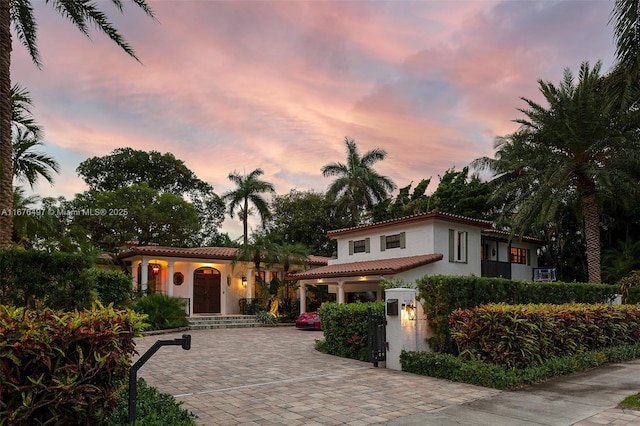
{"left": 117, "top": 210, "right": 545, "bottom": 317}
{"left": 288, "top": 210, "right": 545, "bottom": 313}
{"left": 116, "top": 246, "right": 328, "bottom": 316}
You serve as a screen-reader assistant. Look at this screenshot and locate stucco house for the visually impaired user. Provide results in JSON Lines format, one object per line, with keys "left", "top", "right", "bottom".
{"left": 287, "top": 210, "right": 545, "bottom": 314}
{"left": 116, "top": 246, "right": 329, "bottom": 316}
{"left": 117, "top": 210, "right": 546, "bottom": 317}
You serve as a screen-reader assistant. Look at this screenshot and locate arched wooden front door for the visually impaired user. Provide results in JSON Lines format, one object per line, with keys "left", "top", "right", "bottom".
{"left": 193, "top": 267, "right": 221, "bottom": 314}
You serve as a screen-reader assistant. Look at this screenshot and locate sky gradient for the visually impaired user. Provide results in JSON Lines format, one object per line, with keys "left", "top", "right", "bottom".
{"left": 11, "top": 0, "right": 617, "bottom": 238}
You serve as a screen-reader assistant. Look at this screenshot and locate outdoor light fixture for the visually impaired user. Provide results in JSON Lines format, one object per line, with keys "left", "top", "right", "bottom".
{"left": 405, "top": 304, "right": 416, "bottom": 321}
{"left": 241, "top": 276, "right": 247, "bottom": 287}
{"left": 151, "top": 263, "right": 161, "bottom": 276}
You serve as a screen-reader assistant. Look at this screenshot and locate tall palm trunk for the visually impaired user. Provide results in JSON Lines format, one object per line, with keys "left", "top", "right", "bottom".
{"left": 0, "top": 0, "right": 12, "bottom": 249}
{"left": 582, "top": 192, "right": 602, "bottom": 283}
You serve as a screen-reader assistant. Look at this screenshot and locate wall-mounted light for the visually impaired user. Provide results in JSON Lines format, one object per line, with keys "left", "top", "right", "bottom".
{"left": 151, "top": 263, "right": 161, "bottom": 276}
{"left": 405, "top": 304, "right": 416, "bottom": 321}
{"left": 241, "top": 276, "right": 247, "bottom": 287}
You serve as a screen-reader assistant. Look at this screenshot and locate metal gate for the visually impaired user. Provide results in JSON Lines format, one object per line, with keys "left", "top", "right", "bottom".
{"left": 367, "top": 307, "right": 386, "bottom": 367}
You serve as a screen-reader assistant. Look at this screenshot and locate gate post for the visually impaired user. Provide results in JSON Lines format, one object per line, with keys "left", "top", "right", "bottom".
{"left": 384, "top": 288, "right": 431, "bottom": 370}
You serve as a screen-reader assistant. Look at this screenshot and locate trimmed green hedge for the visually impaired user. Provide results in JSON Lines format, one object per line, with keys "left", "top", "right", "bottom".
{"left": 400, "top": 343, "right": 640, "bottom": 390}
{"left": 416, "top": 275, "right": 619, "bottom": 353}
{"left": 318, "top": 301, "right": 384, "bottom": 361}
{"left": 89, "top": 268, "right": 133, "bottom": 308}
{"left": 0, "top": 250, "right": 95, "bottom": 310}
{"left": 0, "top": 304, "right": 145, "bottom": 424}
{"left": 450, "top": 303, "right": 640, "bottom": 368}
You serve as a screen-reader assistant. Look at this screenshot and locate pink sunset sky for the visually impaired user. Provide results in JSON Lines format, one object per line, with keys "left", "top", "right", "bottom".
{"left": 11, "top": 1, "right": 616, "bottom": 239}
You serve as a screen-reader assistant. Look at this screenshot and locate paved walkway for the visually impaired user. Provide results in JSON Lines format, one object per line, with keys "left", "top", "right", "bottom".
{"left": 134, "top": 328, "right": 640, "bottom": 425}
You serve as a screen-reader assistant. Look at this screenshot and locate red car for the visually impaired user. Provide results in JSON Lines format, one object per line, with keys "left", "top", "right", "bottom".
{"left": 295, "top": 311, "right": 322, "bottom": 330}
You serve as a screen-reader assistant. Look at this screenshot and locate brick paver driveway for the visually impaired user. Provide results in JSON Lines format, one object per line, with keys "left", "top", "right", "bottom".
{"left": 134, "top": 327, "right": 499, "bottom": 425}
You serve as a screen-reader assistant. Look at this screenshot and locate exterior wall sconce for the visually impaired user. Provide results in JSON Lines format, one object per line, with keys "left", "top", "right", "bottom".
{"left": 241, "top": 276, "right": 247, "bottom": 287}
{"left": 405, "top": 304, "right": 416, "bottom": 321}
{"left": 151, "top": 263, "right": 161, "bottom": 276}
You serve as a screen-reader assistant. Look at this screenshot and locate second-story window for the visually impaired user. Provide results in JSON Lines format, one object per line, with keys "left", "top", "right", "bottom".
{"left": 349, "top": 238, "right": 370, "bottom": 255}
{"left": 510, "top": 247, "right": 529, "bottom": 264}
{"left": 353, "top": 239, "right": 366, "bottom": 253}
{"left": 380, "top": 232, "right": 406, "bottom": 251}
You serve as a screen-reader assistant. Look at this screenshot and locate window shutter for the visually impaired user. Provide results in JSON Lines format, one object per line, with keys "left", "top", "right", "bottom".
{"left": 448, "top": 229, "right": 454, "bottom": 262}
{"left": 464, "top": 232, "right": 468, "bottom": 264}
{"left": 400, "top": 232, "right": 406, "bottom": 249}
{"left": 527, "top": 249, "right": 531, "bottom": 265}
{"left": 365, "top": 237, "right": 370, "bottom": 253}
{"left": 380, "top": 235, "right": 386, "bottom": 251}
{"left": 349, "top": 240, "right": 354, "bottom": 255}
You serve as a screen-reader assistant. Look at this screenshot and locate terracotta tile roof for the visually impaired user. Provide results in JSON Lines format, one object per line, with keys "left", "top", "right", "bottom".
{"left": 287, "top": 253, "right": 443, "bottom": 280}
{"left": 327, "top": 210, "right": 493, "bottom": 238}
{"left": 117, "top": 246, "right": 330, "bottom": 266}
{"left": 481, "top": 229, "right": 545, "bottom": 244}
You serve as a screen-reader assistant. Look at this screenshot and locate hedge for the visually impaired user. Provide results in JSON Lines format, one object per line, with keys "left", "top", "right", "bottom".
{"left": 416, "top": 275, "right": 619, "bottom": 353}
{"left": 88, "top": 268, "right": 133, "bottom": 308}
{"left": 318, "top": 302, "right": 385, "bottom": 361}
{"left": 0, "top": 250, "right": 95, "bottom": 310}
{"left": 0, "top": 304, "right": 145, "bottom": 424}
{"left": 450, "top": 303, "right": 640, "bottom": 368}
{"left": 400, "top": 343, "right": 640, "bottom": 390}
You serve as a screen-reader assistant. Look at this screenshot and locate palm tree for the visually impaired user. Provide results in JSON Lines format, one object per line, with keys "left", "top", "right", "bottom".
{"left": 475, "top": 61, "right": 640, "bottom": 283}
{"left": 0, "top": 1, "right": 155, "bottom": 248}
{"left": 11, "top": 84, "right": 58, "bottom": 186}
{"left": 321, "top": 137, "right": 396, "bottom": 226}
{"left": 223, "top": 168, "right": 275, "bottom": 246}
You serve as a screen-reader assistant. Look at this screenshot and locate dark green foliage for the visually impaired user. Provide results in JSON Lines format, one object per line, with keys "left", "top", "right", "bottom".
{"left": 618, "top": 270, "right": 640, "bottom": 303}
{"left": 0, "top": 249, "right": 95, "bottom": 310}
{"left": 103, "top": 378, "right": 197, "bottom": 426}
{"left": 89, "top": 268, "right": 132, "bottom": 308}
{"left": 0, "top": 305, "right": 145, "bottom": 424}
{"left": 401, "top": 343, "right": 640, "bottom": 390}
{"left": 450, "top": 303, "right": 640, "bottom": 368}
{"left": 417, "top": 275, "right": 618, "bottom": 353}
{"left": 318, "top": 302, "right": 384, "bottom": 361}
{"left": 132, "top": 293, "right": 189, "bottom": 330}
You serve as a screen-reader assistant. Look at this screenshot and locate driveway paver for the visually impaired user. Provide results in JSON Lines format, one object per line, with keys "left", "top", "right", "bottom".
{"left": 133, "top": 327, "right": 498, "bottom": 425}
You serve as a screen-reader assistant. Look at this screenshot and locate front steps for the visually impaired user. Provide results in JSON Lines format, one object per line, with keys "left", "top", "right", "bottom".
{"left": 188, "top": 315, "right": 262, "bottom": 330}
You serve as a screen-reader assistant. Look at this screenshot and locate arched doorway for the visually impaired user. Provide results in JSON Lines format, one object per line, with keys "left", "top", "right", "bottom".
{"left": 193, "top": 267, "right": 221, "bottom": 314}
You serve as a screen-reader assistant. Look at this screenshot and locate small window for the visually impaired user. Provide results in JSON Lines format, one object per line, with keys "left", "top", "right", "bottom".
{"left": 353, "top": 240, "right": 366, "bottom": 253}
{"left": 382, "top": 232, "right": 405, "bottom": 250}
{"left": 449, "top": 229, "right": 468, "bottom": 263}
{"left": 386, "top": 234, "right": 401, "bottom": 249}
{"left": 510, "top": 247, "right": 529, "bottom": 265}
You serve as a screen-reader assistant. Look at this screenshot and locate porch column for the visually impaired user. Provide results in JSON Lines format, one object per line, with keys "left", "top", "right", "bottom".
{"left": 265, "top": 270, "right": 272, "bottom": 284}
{"left": 187, "top": 264, "right": 194, "bottom": 316}
{"left": 167, "top": 261, "right": 175, "bottom": 297}
{"left": 140, "top": 259, "right": 149, "bottom": 292}
{"left": 246, "top": 267, "right": 253, "bottom": 299}
{"left": 131, "top": 260, "right": 140, "bottom": 292}
{"left": 337, "top": 279, "right": 345, "bottom": 304}
{"left": 299, "top": 283, "right": 306, "bottom": 314}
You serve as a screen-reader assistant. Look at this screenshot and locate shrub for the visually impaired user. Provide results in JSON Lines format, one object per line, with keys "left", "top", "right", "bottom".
{"left": 103, "top": 378, "right": 197, "bottom": 426}
{"left": 318, "top": 301, "right": 384, "bottom": 361}
{"left": 416, "top": 275, "right": 619, "bottom": 353}
{"left": 132, "top": 293, "right": 189, "bottom": 330}
{"left": 449, "top": 303, "right": 640, "bottom": 368}
{"left": 88, "top": 268, "right": 133, "bottom": 308}
{"left": 0, "top": 304, "right": 145, "bottom": 424}
{"left": 255, "top": 310, "right": 275, "bottom": 325}
{"left": 0, "top": 249, "right": 95, "bottom": 310}
{"left": 618, "top": 271, "right": 640, "bottom": 303}
{"left": 400, "top": 343, "right": 640, "bottom": 390}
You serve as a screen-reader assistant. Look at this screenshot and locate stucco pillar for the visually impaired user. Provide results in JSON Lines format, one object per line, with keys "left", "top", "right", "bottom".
{"left": 140, "top": 259, "right": 149, "bottom": 292}
{"left": 299, "top": 283, "right": 306, "bottom": 314}
{"left": 187, "top": 264, "right": 194, "bottom": 316}
{"left": 385, "top": 288, "right": 432, "bottom": 370}
{"left": 167, "top": 261, "right": 175, "bottom": 297}
{"left": 337, "top": 280, "right": 345, "bottom": 304}
{"left": 131, "top": 260, "right": 140, "bottom": 292}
